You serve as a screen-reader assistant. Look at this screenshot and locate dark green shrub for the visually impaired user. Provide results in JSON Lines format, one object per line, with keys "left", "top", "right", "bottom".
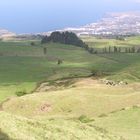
{"left": 16, "top": 90, "right": 28, "bottom": 97}
{"left": 31, "top": 42, "right": 36, "bottom": 46}
{"left": 78, "top": 115, "right": 94, "bottom": 123}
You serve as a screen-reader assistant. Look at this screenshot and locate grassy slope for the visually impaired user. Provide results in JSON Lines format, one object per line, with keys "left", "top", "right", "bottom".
{"left": 94, "top": 107, "right": 140, "bottom": 140}
{"left": 0, "top": 111, "right": 122, "bottom": 140}
{"left": 0, "top": 38, "right": 140, "bottom": 139}
{"left": 0, "top": 41, "right": 119, "bottom": 101}
{"left": 0, "top": 78, "right": 140, "bottom": 140}
{"left": 2, "top": 78, "right": 140, "bottom": 118}
{"left": 0, "top": 40, "right": 139, "bottom": 102}
{"left": 0, "top": 41, "right": 94, "bottom": 102}
{"left": 1, "top": 78, "right": 140, "bottom": 140}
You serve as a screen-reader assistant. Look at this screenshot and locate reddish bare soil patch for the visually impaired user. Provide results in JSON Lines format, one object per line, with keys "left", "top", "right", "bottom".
{"left": 40, "top": 103, "right": 51, "bottom": 112}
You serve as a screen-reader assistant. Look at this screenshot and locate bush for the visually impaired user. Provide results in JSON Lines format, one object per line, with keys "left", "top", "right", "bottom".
{"left": 16, "top": 90, "right": 28, "bottom": 97}
{"left": 31, "top": 42, "right": 36, "bottom": 46}
{"left": 78, "top": 115, "right": 94, "bottom": 123}
{"left": 91, "top": 70, "right": 103, "bottom": 76}
{"left": 98, "top": 113, "right": 108, "bottom": 118}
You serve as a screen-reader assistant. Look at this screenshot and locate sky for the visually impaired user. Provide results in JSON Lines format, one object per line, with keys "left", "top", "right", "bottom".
{"left": 0, "top": 0, "right": 140, "bottom": 33}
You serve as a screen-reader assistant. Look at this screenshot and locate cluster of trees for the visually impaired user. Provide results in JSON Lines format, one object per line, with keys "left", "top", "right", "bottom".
{"left": 41, "top": 31, "right": 140, "bottom": 55}
{"left": 95, "top": 34, "right": 134, "bottom": 40}
{"left": 41, "top": 31, "right": 87, "bottom": 48}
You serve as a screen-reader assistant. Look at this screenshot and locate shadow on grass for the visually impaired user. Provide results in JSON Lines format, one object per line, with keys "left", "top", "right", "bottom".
{"left": 0, "top": 130, "right": 11, "bottom": 140}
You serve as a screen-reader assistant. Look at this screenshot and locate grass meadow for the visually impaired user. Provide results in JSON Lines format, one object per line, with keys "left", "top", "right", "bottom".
{"left": 0, "top": 37, "right": 140, "bottom": 139}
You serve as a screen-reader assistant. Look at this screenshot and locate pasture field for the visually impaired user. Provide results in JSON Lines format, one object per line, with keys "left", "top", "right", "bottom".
{"left": 81, "top": 35, "right": 140, "bottom": 48}
{"left": 0, "top": 37, "right": 140, "bottom": 140}
{"left": 0, "top": 40, "right": 139, "bottom": 102}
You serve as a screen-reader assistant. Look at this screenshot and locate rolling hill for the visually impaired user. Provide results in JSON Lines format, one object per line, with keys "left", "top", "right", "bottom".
{"left": 0, "top": 37, "right": 139, "bottom": 139}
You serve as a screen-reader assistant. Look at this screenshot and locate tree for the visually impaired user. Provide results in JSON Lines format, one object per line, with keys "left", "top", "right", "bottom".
{"left": 128, "top": 48, "right": 131, "bottom": 53}
{"left": 131, "top": 47, "right": 135, "bottom": 53}
{"left": 57, "top": 59, "right": 63, "bottom": 65}
{"left": 31, "top": 42, "right": 35, "bottom": 46}
{"left": 88, "top": 48, "right": 94, "bottom": 54}
{"left": 41, "top": 35, "right": 50, "bottom": 44}
{"left": 116, "top": 36, "right": 125, "bottom": 41}
{"left": 43, "top": 47, "right": 47, "bottom": 55}
{"left": 137, "top": 48, "right": 140, "bottom": 53}
{"left": 108, "top": 46, "right": 111, "bottom": 53}
{"left": 114, "top": 46, "right": 118, "bottom": 53}
{"left": 125, "top": 48, "right": 128, "bottom": 53}
{"left": 103, "top": 47, "right": 107, "bottom": 53}
{"left": 118, "top": 47, "right": 121, "bottom": 53}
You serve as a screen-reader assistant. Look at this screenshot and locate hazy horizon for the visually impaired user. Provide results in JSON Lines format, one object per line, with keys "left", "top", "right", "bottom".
{"left": 0, "top": 0, "right": 140, "bottom": 33}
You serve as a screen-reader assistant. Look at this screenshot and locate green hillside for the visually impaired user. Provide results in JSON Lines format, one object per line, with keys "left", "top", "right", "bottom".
{"left": 0, "top": 40, "right": 139, "bottom": 102}
{"left": 0, "top": 37, "right": 140, "bottom": 140}
{"left": 1, "top": 77, "right": 140, "bottom": 140}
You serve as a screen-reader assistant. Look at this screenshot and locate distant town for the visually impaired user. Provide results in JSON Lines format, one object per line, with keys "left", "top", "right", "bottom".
{"left": 48, "top": 12, "right": 140, "bottom": 36}
{"left": 1, "top": 12, "right": 140, "bottom": 39}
